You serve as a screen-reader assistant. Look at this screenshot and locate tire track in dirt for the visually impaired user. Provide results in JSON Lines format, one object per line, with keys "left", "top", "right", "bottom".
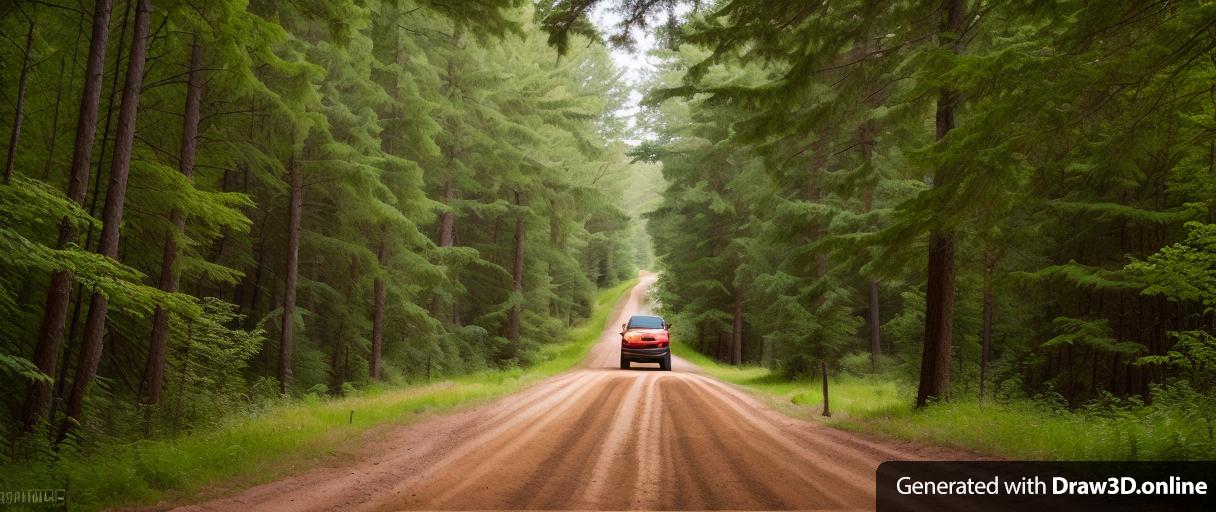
{"left": 671, "top": 377, "right": 859, "bottom": 508}
{"left": 679, "top": 374, "right": 878, "bottom": 497}
{"left": 384, "top": 370, "right": 622, "bottom": 506}
{"left": 571, "top": 375, "right": 645, "bottom": 508}
{"left": 627, "top": 373, "right": 664, "bottom": 509}
{"left": 172, "top": 273, "right": 984, "bottom": 512}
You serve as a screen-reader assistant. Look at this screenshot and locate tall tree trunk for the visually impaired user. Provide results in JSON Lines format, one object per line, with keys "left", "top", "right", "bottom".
{"left": 41, "top": 11, "right": 84, "bottom": 182}
{"left": 439, "top": 175, "right": 455, "bottom": 247}
{"left": 246, "top": 209, "right": 272, "bottom": 325}
{"left": 55, "top": 0, "right": 133, "bottom": 427}
{"left": 330, "top": 321, "right": 347, "bottom": 391}
{"left": 22, "top": 0, "right": 115, "bottom": 433}
{"left": 58, "top": 0, "right": 134, "bottom": 417}
{"left": 59, "top": 0, "right": 153, "bottom": 441}
{"left": 859, "top": 120, "right": 881, "bottom": 370}
{"left": 547, "top": 201, "right": 559, "bottom": 318}
{"left": 917, "top": 229, "right": 957, "bottom": 407}
{"left": 3, "top": 19, "right": 35, "bottom": 184}
{"left": 1067, "top": 343, "right": 1076, "bottom": 404}
{"left": 916, "top": 0, "right": 964, "bottom": 408}
{"left": 731, "top": 283, "right": 743, "bottom": 365}
{"left": 279, "top": 156, "right": 304, "bottom": 394}
{"left": 369, "top": 229, "right": 387, "bottom": 380}
{"left": 142, "top": 39, "right": 204, "bottom": 406}
{"left": 868, "top": 281, "right": 881, "bottom": 366}
{"left": 980, "top": 249, "right": 994, "bottom": 401}
{"left": 331, "top": 261, "right": 356, "bottom": 391}
{"left": 821, "top": 360, "right": 831, "bottom": 417}
{"left": 507, "top": 190, "right": 524, "bottom": 344}
{"left": 432, "top": 173, "right": 457, "bottom": 322}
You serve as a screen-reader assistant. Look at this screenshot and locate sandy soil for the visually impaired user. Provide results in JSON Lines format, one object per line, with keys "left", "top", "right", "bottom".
{"left": 173, "top": 273, "right": 978, "bottom": 511}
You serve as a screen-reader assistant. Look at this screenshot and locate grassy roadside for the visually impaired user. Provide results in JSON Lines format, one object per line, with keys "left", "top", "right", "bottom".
{"left": 15, "top": 279, "right": 636, "bottom": 511}
{"left": 673, "top": 344, "right": 1192, "bottom": 461}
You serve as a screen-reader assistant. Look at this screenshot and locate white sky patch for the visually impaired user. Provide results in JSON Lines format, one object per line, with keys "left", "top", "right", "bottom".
{"left": 590, "top": 5, "right": 660, "bottom": 145}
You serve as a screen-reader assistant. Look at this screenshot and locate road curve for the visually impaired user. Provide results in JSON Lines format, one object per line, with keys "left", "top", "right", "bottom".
{"left": 175, "top": 274, "right": 976, "bottom": 511}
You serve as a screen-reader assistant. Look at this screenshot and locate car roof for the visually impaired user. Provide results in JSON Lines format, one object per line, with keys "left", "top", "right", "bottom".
{"left": 628, "top": 315, "right": 664, "bottom": 322}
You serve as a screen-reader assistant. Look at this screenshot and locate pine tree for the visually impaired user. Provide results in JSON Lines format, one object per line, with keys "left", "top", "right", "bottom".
{"left": 60, "top": 0, "right": 154, "bottom": 441}
{"left": 142, "top": 38, "right": 205, "bottom": 406}
{"left": 22, "top": 0, "right": 115, "bottom": 433}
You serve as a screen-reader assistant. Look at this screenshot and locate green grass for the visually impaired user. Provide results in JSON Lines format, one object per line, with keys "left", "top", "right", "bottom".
{"left": 673, "top": 344, "right": 1205, "bottom": 461}
{"left": 12, "top": 279, "right": 637, "bottom": 511}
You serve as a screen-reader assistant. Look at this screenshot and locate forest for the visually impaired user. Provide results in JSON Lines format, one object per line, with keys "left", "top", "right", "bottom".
{"left": 0, "top": 0, "right": 654, "bottom": 451}
{"left": 633, "top": 0, "right": 1216, "bottom": 457}
{"left": 1, "top": 0, "right": 1216, "bottom": 507}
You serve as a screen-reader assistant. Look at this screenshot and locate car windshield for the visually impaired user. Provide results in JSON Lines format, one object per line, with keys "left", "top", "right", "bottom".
{"left": 627, "top": 316, "right": 664, "bottom": 329}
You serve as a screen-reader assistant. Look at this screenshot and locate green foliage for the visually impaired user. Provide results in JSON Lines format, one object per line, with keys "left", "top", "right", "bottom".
{"left": 0, "top": 354, "right": 49, "bottom": 384}
{"left": 168, "top": 299, "right": 265, "bottom": 402}
{"left": 1129, "top": 222, "right": 1216, "bottom": 309}
{"left": 0, "top": 279, "right": 634, "bottom": 511}
{"left": 683, "top": 342, "right": 1216, "bottom": 461}
{"left": 1139, "top": 331, "right": 1216, "bottom": 394}
{"left": 0, "top": 0, "right": 649, "bottom": 474}
{"left": 1043, "top": 317, "right": 1144, "bottom": 355}
{"left": 639, "top": 0, "right": 1216, "bottom": 421}
{"left": 0, "top": 178, "right": 202, "bottom": 323}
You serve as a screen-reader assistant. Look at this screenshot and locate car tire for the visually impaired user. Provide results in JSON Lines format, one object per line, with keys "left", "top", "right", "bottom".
{"left": 620, "top": 355, "right": 629, "bottom": 370}
{"left": 661, "top": 352, "right": 672, "bottom": 371}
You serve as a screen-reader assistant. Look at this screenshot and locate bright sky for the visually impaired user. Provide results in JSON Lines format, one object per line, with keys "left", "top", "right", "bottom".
{"left": 590, "top": 4, "right": 660, "bottom": 145}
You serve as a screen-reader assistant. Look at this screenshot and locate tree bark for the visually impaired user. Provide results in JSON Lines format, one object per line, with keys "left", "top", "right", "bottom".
{"left": 60, "top": 0, "right": 153, "bottom": 441}
{"left": 55, "top": 0, "right": 133, "bottom": 430}
{"left": 859, "top": 119, "right": 881, "bottom": 370}
{"left": 821, "top": 360, "right": 831, "bottom": 417}
{"left": 369, "top": 229, "right": 387, "bottom": 380}
{"left": 507, "top": 190, "right": 524, "bottom": 344}
{"left": 1067, "top": 343, "right": 1076, "bottom": 404}
{"left": 331, "top": 261, "right": 356, "bottom": 390}
{"left": 439, "top": 175, "right": 455, "bottom": 247}
{"left": 22, "top": 0, "right": 115, "bottom": 433}
{"left": 731, "top": 284, "right": 743, "bottom": 365}
{"left": 868, "top": 280, "right": 881, "bottom": 366}
{"left": 246, "top": 210, "right": 272, "bottom": 324}
{"left": 916, "top": 0, "right": 964, "bottom": 408}
{"left": 59, "top": 0, "right": 134, "bottom": 416}
{"left": 916, "top": 213, "right": 957, "bottom": 405}
{"left": 41, "top": 12, "right": 83, "bottom": 182}
{"left": 979, "top": 250, "right": 994, "bottom": 401}
{"left": 279, "top": 156, "right": 304, "bottom": 394}
{"left": 432, "top": 173, "right": 458, "bottom": 323}
{"left": 547, "top": 200, "right": 559, "bottom": 317}
{"left": 3, "top": 19, "right": 35, "bottom": 184}
{"left": 142, "top": 39, "right": 204, "bottom": 406}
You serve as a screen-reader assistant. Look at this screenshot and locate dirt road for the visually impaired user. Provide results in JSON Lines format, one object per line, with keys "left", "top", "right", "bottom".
{"left": 177, "top": 274, "right": 974, "bottom": 511}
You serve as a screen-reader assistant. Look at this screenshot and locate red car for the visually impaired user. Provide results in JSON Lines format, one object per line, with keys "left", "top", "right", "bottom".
{"left": 620, "top": 315, "right": 672, "bottom": 371}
